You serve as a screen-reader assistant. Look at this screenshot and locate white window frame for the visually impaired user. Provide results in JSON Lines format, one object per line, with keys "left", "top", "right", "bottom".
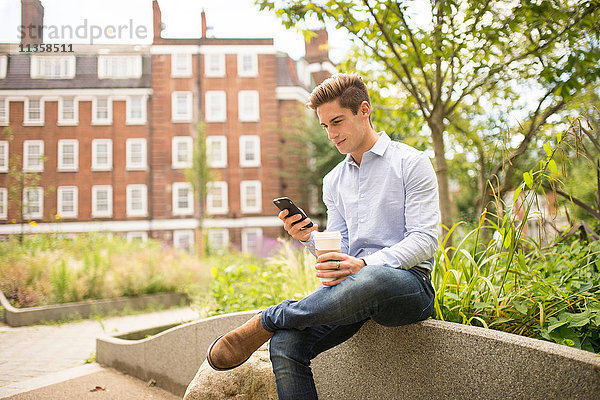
{"left": 92, "top": 96, "right": 112, "bottom": 125}
{"left": 239, "top": 135, "right": 261, "bottom": 168}
{"left": 240, "top": 180, "right": 262, "bottom": 214}
{"left": 0, "top": 141, "right": 8, "bottom": 173}
{"left": 126, "top": 95, "right": 147, "bottom": 125}
{"left": 57, "top": 96, "right": 78, "bottom": 126}
{"left": 97, "top": 55, "right": 142, "bottom": 79}
{"left": 57, "top": 139, "right": 78, "bottom": 172}
{"left": 173, "top": 229, "right": 194, "bottom": 251}
{"left": 23, "top": 140, "right": 44, "bottom": 172}
{"left": 205, "top": 91, "right": 226, "bottom": 122}
{"left": 30, "top": 55, "right": 76, "bottom": 79}
{"left": 91, "top": 185, "right": 113, "bottom": 218}
{"left": 171, "top": 53, "right": 192, "bottom": 78}
{"left": 91, "top": 139, "right": 113, "bottom": 171}
{"left": 0, "top": 98, "right": 8, "bottom": 125}
{"left": 241, "top": 227, "right": 263, "bottom": 254}
{"left": 207, "top": 228, "right": 229, "bottom": 253}
{"left": 206, "top": 181, "right": 228, "bottom": 215}
{"left": 172, "top": 136, "right": 193, "bottom": 169}
{"left": 238, "top": 53, "right": 258, "bottom": 77}
{"left": 127, "top": 231, "right": 148, "bottom": 242}
{"left": 206, "top": 135, "right": 227, "bottom": 168}
{"left": 24, "top": 98, "right": 44, "bottom": 126}
{"left": 171, "top": 91, "right": 193, "bottom": 123}
{"left": 126, "top": 138, "right": 147, "bottom": 171}
{"left": 23, "top": 187, "right": 43, "bottom": 220}
{"left": 172, "top": 182, "right": 194, "bottom": 216}
{"left": 0, "top": 55, "right": 7, "bottom": 79}
{"left": 205, "top": 53, "right": 226, "bottom": 77}
{"left": 57, "top": 186, "right": 78, "bottom": 218}
{"left": 126, "top": 184, "right": 148, "bottom": 217}
{"left": 0, "top": 188, "right": 7, "bottom": 219}
{"left": 238, "top": 90, "right": 260, "bottom": 122}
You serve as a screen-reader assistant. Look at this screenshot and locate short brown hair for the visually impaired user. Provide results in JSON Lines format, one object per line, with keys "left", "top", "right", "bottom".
{"left": 307, "top": 73, "right": 370, "bottom": 114}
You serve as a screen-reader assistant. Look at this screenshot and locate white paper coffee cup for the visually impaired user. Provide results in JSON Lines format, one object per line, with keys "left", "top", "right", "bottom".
{"left": 314, "top": 231, "right": 342, "bottom": 283}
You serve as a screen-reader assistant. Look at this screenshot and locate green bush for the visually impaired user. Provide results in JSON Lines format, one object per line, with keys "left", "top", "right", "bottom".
{"left": 0, "top": 233, "right": 210, "bottom": 307}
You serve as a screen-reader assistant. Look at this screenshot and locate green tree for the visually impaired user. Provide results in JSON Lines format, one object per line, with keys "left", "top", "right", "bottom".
{"left": 257, "top": 0, "right": 600, "bottom": 244}
{"left": 185, "top": 121, "right": 212, "bottom": 255}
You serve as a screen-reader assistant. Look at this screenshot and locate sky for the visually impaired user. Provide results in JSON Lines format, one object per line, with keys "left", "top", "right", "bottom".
{"left": 0, "top": 0, "right": 354, "bottom": 62}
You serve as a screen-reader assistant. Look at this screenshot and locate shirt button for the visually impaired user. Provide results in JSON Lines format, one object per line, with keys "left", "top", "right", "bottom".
{"left": 359, "top": 218, "right": 364, "bottom": 223}
{"left": 360, "top": 194, "right": 365, "bottom": 198}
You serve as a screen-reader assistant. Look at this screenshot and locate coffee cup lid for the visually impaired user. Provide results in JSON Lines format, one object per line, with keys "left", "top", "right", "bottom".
{"left": 314, "top": 231, "right": 341, "bottom": 239}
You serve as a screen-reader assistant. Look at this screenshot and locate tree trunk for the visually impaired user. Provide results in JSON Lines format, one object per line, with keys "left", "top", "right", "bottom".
{"left": 428, "top": 109, "right": 453, "bottom": 247}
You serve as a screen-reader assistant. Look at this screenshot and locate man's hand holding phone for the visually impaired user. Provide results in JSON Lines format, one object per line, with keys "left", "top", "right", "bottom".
{"left": 273, "top": 197, "right": 318, "bottom": 242}
{"left": 279, "top": 209, "right": 318, "bottom": 241}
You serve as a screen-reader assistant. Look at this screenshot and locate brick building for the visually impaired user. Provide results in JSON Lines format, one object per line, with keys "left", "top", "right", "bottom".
{"left": 0, "top": 0, "right": 336, "bottom": 254}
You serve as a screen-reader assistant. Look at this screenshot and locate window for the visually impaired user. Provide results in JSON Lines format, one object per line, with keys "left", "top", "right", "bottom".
{"left": 238, "top": 90, "right": 259, "bottom": 122}
{"left": 171, "top": 91, "right": 193, "bottom": 123}
{"left": 57, "top": 139, "right": 78, "bottom": 171}
{"left": 127, "top": 231, "right": 148, "bottom": 242}
{"left": 126, "top": 96, "right": 146, "bottom": 124}
{"left": 238, "top": 53, "right": 258, "bottom": 77}
{"left": 58, "top": 97, "right": 78, "bottom": 125}
{"left": 126, "top": 138, "right": 147, "bottom": 170}
{"left": 173, "top": 230, "right": 194, "bottom": 251}
{"left": 92, "top": 97, "right": 112, "bottom": 125}
{"left": 0, "top": 98, "right": 8, "bottom": 125}
{"left": 172, "top": 136, "right": 193, "bottom": 169}
{"left": 23, "top": 187, "right": 43, "bottom": 219}
{"left": 206, "top": 136, "right": 227, "bottom": 168}
{"left": 241, "top": 228, "right": 263, "bottom": 254}
{"left": 57, "top": 186, "right": 78, "bottom": 218}
{"left": 239, "top": 136, "right": 260, "bottom": 167}
{"left": 240, "top": 180, "right": 262, "bottom": 213}
{"left": 24, "top": 98, "right": 44, "bottom": 125}
{"left": 172, "top": 182, "right": 194, "bottom": 216}
{"left": 0, "top": 55, "right": 7, "bottom": 79}
{"left": 206, "top": 181, "right": 228, "bottom": 215}
{"left": 171, "top": 53, "right": 192, "bottom": 77}
{"left": 98, "top": 55, "right": 142, "bottom": 79}
{"left": 0, "top": 188, "right": 6, "bottom": 219}
{"left": 23, "top": 140, "right": 44, "bottom": 172}
{"left": 30, "top": 56, "right": 76, "bottom": 79}
{"left": 205, "top": 53, "right": 225, "bottom": 77}
{"left": 207, "top": 228, "right": 229, "bottom": 253}
{"left": 92, "top": 185, "right": 113, "bottom": 217}
{"left": 126, "top": 184, "right": 147, "bottom": 217}
{"left": 0, "top": 141, "right": 8, "bottom": 172}
{"left": 205, "top": 91, "right": 226, "bottom": 122}
{"left": 92, "top": 139, "right": 112, "bottom": 171}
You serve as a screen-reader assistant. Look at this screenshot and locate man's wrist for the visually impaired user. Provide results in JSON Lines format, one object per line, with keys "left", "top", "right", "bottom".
{"left": 359, "top": 258, "right": 367, "bottom": 267}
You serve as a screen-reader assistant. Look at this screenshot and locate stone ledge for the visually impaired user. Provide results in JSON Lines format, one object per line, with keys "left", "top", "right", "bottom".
{"left": 0, "top": 289, "right": 189, "bottom": 327}
{"left": 96, "top": 312, "right": 600, "bottom": 399}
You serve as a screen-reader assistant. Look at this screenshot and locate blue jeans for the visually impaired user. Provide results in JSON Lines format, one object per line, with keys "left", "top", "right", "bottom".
{"left": 260, "top": 265, "right": 435, "bottom": 400}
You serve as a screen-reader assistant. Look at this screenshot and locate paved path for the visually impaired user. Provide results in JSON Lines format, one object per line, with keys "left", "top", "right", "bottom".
{"left": 0, "top": 307, "right": 200, "bottom": 398}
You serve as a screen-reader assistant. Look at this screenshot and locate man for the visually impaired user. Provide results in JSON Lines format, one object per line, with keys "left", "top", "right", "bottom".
{"left": 207, "top": 73, "right": 439, "bottom": 399}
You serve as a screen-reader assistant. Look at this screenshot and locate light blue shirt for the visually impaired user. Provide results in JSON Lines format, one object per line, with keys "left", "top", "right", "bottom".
{"left": 303, "top": 132, "right": 440, "bottom": 270}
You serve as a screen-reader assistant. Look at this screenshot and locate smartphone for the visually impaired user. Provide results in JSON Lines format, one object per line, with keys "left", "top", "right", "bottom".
{"left": 273, "top": 197, "right": 314, "bottom": 229}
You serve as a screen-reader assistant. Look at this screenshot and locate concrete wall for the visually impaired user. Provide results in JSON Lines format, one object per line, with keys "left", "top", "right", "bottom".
{"left": 0, "top": 290, "right": 187, "bottom": 326}
{"left": 96, "top": 311, "right": 600, "bottom": 399}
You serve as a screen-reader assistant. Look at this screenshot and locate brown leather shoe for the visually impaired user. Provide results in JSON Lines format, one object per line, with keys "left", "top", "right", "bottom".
{"left": 206, "top": 313, "right": 274, "bottom": 371}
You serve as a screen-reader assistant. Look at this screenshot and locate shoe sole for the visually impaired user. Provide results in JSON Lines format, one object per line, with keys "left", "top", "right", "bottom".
{"left": 206, "top": 335, "right": 251, "bottom": 371}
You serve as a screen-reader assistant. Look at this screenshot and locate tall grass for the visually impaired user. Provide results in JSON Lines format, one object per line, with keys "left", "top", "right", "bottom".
{"left": 0, "top": 233, "right": 210, "bottom": 307}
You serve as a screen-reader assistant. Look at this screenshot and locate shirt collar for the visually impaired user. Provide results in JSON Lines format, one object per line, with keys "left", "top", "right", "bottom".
{"left": 345, "top": 131, "right": 391, "bottom": 166}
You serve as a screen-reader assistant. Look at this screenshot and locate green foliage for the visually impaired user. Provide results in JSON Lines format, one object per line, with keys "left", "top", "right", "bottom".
{"left": 0, "top": 233, "right": 210, "bottom": 307}
{"left": 198, "top": 240, "right": 320, "bottom": 317}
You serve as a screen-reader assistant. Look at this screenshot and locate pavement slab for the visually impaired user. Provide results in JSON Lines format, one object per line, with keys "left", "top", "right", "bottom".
{"left": 0, "top": 307, "right": 200, "bottom": 398}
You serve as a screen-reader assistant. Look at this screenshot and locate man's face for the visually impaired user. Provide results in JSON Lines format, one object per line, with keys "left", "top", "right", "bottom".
{"left": 316, "top": 100, "right": 370, "bottom": 156}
